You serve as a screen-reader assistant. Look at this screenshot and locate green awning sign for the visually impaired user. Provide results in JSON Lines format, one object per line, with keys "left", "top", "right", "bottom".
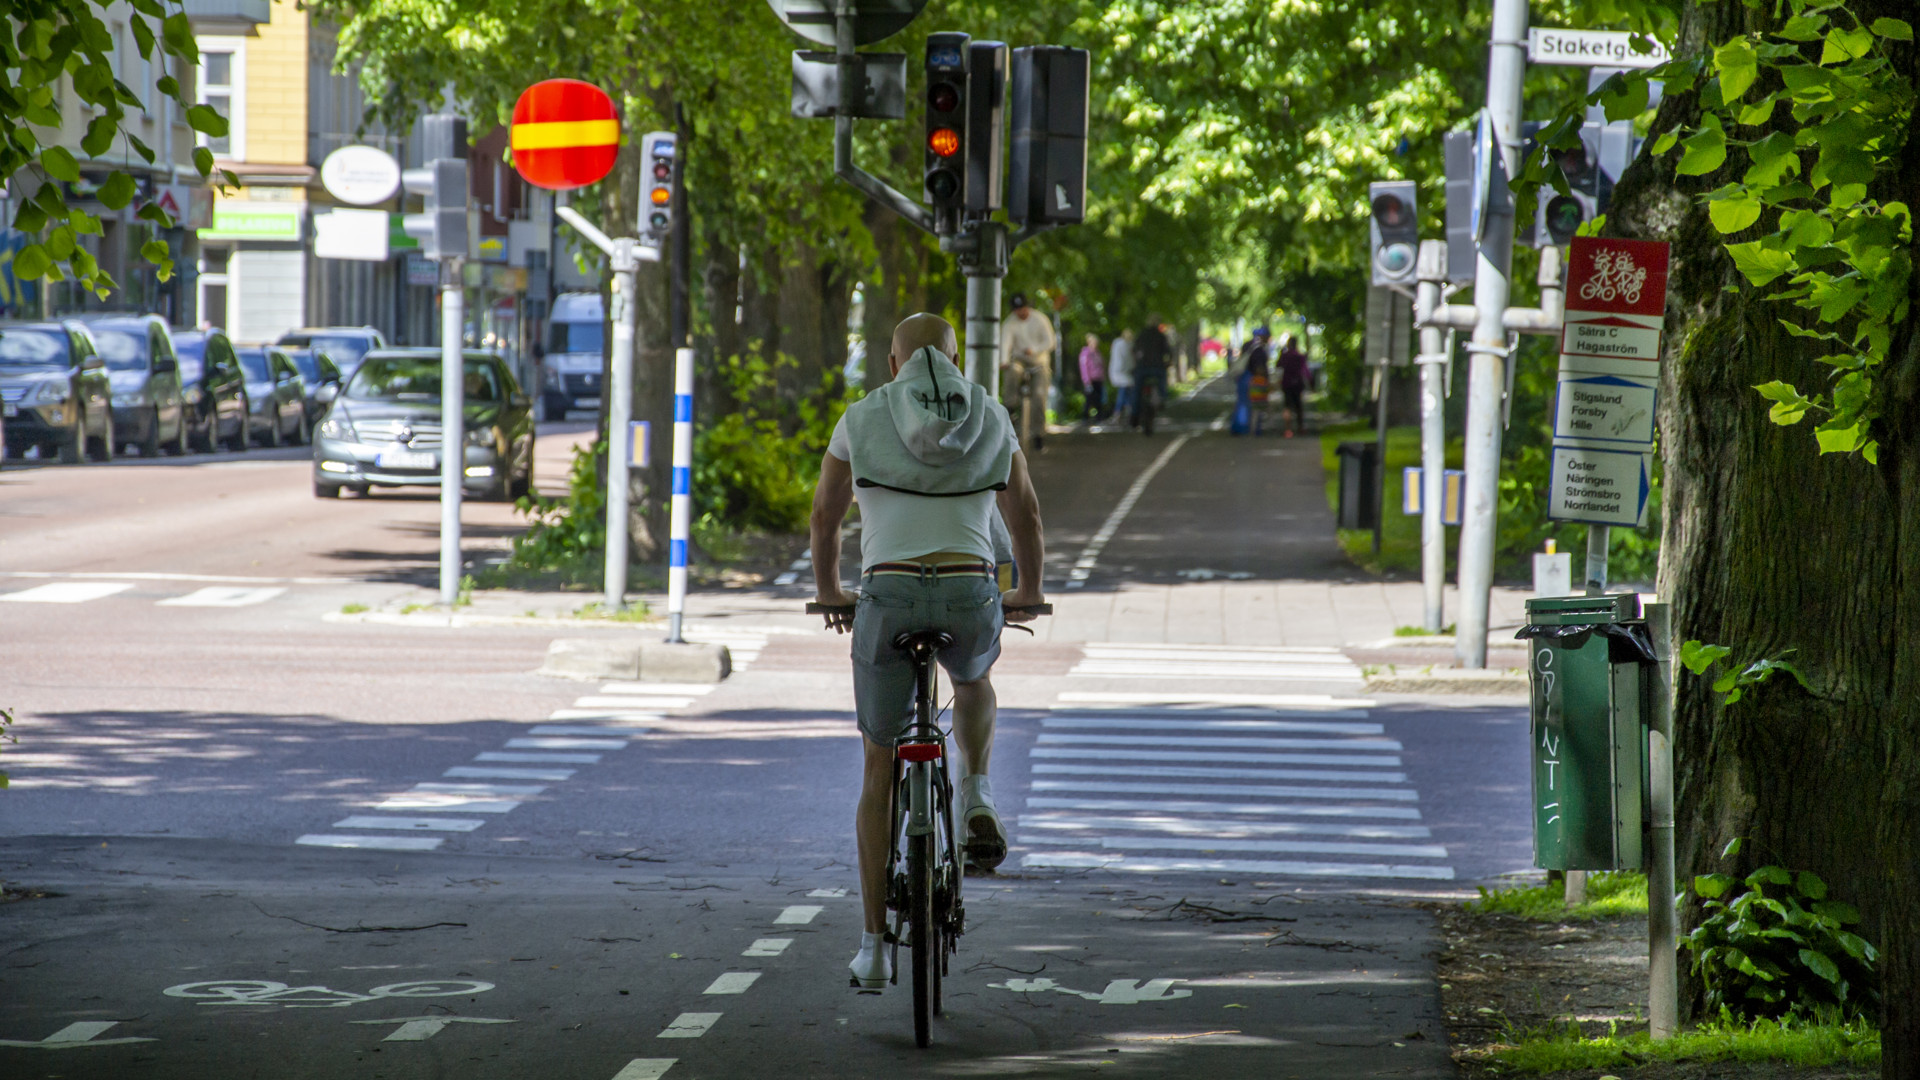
{"left": 198, "top": 206, "right": 303, "bottom": 241}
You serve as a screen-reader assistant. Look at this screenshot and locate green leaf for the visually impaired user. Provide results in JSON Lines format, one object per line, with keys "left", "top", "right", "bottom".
{"left": 1695, "top": 873, "right": 1738, "bottom": 899}
{"left": 193, "top": 146, "right": 215, "bottom": 176}
{"left": 1750, "top": 865, "right": 1793, "bottom": 887}
{"left": 1779, "top": 208, "right": 1833, "bottom": 248}
{"left": 1754, "top": 381, "right": 1814, "bottom": 425}
{"left": 1815, "top": 422, "right": 1870, "bottom": 454}
{"left": 185, "top": 104, "right": 228, "bottom": 138}
{"left": 1795, "top": 871, "right": 1827, "bottom": 900}
{"left": 1821, "top": 26, "right": 1875, "bottom": 65}
{"left": 1727, "top": 241, "right": 1796, "bottom": 286}
{"left": 161, "top": 13, "right": 197, "bottom": 63}
{"left": 1779, "top": 14, "right": 1829, "bottom": 42}
{"left": 1678, "top": 117, "right": 1728, "bottom": 176}
{"left": 1735, "top": 96, "right": 1778, "bottom": 127}
{"left": 1798, "top": 948, "right": 1843, "bottom": 984}
{"left": 157, "top": 75, "right": 180, "bottom": 99}
{"left": 12, "top": 203, "right": 48, "bottom": 234}
{"left": 45, "top": 226, "right": 75, "bottom": 260}
{"left": 1651, "top": 131, "right": 1678, "bottom": 156}
{"left": 1715, "top": 38, "right": 1759, "bottom": 103}
{"left": 68, "top": 209, "right": 101, "bottom": 237}
{"left": 82, "top": 114, "right": 117, "bottom": 158}
{"left": 11, "top": 244, "right": 51, "bottom": 280}
{"left": 40, "top": 145, "right": 80, "bottom": 182}
{"left": 97, "top": 172, "right": 137, "bottom": 211}
{"left": 1723, "top": 837, "right": 1746, "bottom": 858}
{"left": 1710, "top": 190, "right": 1762, "bottom": 234}
{"left": 1872, "top": 18, "right": 1914, "bottom": 41}
{"left": 1681, "top": 640, "right": 1732, "bottom": 674}
{"left": 137, "top": 202, "right": 174, "bottom": 228}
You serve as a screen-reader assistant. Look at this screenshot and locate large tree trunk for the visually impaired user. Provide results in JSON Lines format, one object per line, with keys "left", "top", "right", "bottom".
{"left": 1611, "top": 4, "right": 1920, "bottom": 1074}
{"left": 862, "top": 201, "right": 905, "bottom": 390}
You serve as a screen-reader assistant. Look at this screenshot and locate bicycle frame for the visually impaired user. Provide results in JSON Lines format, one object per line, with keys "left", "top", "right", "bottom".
{"left": 887, "top": 636, "right": 960, "bottom": 949}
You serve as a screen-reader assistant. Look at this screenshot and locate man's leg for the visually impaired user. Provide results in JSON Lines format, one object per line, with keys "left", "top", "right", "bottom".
{"left": 950, "top": 675, "right": 1008, "bottom": 869}
{"left": 857, "top": 736, "right": 896, "bottom": 934}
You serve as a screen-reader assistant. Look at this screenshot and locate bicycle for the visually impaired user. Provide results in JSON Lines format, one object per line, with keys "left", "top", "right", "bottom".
{"left": 1002, "top": 356, "right": 1046, "bottom": 453}
{"left": 1137, "top": 374, "right": 1165, "bottom": 436}
{"left": 808, "top": 596, "right": 1051, "bottom": 1048}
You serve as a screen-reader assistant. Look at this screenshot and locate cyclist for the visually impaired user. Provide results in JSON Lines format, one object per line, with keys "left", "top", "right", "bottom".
{"left": 811, "top": 312, "right": 1047, "bottom": 991}
{"left": 1131, "top": 317, "right": 1173, "bottom": 433}
{"left": 997, "top": 292, "right": 1057, "bottom": 452}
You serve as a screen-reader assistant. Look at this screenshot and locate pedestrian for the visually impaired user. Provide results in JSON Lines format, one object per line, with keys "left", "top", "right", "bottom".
{"left": 1107, "top": 329, "right": 1135, "bottom": 427}
{"left": 1277, "top": 334, "right": 1310, "bottom": 438}
{"left": 1131, "top": 318, "right": 1172, "bottom": 433}
{"left": 1077, "top": 333, "right": 1105, "bottom": 421}
{"left": 998, "top": 292, "right": 1057, "bottom": 452}
{"left": 1231, "top": 326, "right": 1272, "bottom": 436}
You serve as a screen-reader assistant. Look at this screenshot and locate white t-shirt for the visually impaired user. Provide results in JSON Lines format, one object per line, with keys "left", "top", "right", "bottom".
{"left": 828, "top": 415, "right": 1018, "bottom": 570}
{"left": 1108, "top": 338, "right": 1134, "bottom": 387}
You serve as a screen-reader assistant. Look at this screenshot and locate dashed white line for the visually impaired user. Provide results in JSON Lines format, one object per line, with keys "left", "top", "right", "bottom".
{"left": 656, "top": 1012, "right": 722, "bottom": 1038}
{"left": 443, "top": 766, "right": 576, "bottom": 781}
{"left": 525, "top": 727, "right": 648, "bottom": 739}
{"left": 0, "top": 582, "right": 134, "bottom": 603}
{"left": 611, "top": 1059, "right": 678, "bottom": 1080}
{"left": 474, "top": 752, "right": 603, "bottom": 764}
{"left": 1065, "top": 433, "right": 1190, "bottom": 588}
{"left": 508, "top": 737, "right": 629, "bottom": 750}
{"left": 742, "top": 939, "right": 792, "bottom": 957}
{"left": 702, "top": 972, "right": 762, "bottom": 995}
{"left": 773, "top": 905, "right": 822, "bottom": 925}
{"left": 156, "top": 586, "right": 287, "bottom": 607}
{"left": 331, "top": 816, "right": 487, "bottom": 832}
{"left": 295, "top": 834, "right": 444, "bottom": 852}
{"left": 574, "top": 696, "right": 697, "bottom": 710}
{"left": 806, "top": 887, "right": 848, "bottom": 898}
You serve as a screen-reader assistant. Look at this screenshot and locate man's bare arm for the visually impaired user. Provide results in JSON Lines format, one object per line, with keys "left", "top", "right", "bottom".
{"left": 996, "top": 451, "right": 1046, "bottom": 620}
{"left": 810, "top": 453, "right": 856, "bottom": 630}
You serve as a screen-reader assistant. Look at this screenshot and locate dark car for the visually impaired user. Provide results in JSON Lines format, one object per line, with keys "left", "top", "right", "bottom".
{"left": 312, "top": 348, "right": 534, "bottom": 500}
{"left": 281, "top": 346, "right": 341, "bottom": 430}
{"left": 77, "top": 314, "right": 189, "bottom": 457}
{"left": 169, "top": 328, "right": 252, "bottom": 452}
{"left": 0, "top": 321, "right": 115, "bottom": 464}
{"left": 275, "top": 326, "right": 386, "bottom": 383}
{"left": 236, "top": 345, "right": 308, "bottom": 447}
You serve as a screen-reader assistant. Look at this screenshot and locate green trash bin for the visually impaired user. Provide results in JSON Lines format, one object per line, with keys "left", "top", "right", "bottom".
{"left": 1517, "top": 593, "right": 1657, "bottom": 871}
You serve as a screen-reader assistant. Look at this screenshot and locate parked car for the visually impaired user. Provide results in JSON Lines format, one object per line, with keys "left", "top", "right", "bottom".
{"left": 169, "top": 328, "right": 251, "bottom": 452}
{"left": 236, "top": 345, "right": 308, "bottom": 447}
{"left": 76, "top": 313, "right": 189, "bottom": 457}
{"left": 280, "top": 346, "right": 342, "bottom": 431}
{"left": 0, "top": 320, "right": 115, "bottom": 463}
{"left": 312, "top": 348, "right": 534, "bottom": 500}
{"left": 275, "top": 326, "right": 386, "bottom": 383}
{"left": 538, "top": 292, "right": 604, "bottom": 421}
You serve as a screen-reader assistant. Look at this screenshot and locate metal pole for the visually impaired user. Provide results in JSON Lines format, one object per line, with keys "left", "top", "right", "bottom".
{"left": 964, "top": 268, "right": 1003, "bottom": 390}
{"left": 1415, "top": 277, "right": 1447, "bottom": 633}
{"left": 1453, "top": 0, "right": 1529, "bottom": 669}
{"left": 603, "top": 240, "right": 638, "bottom": 610}
{"left": 438, "top": 259, "right": 465, "bottom": 605}
{"left": 1645, "top": 599, "right": 1678, "bottom": 1039}
{"left": 666, "top": 346, "right": 694, "bottom": 642}
{"left": 1584, "top": 525, "right": 1611, "bottom": 594}
{"left": 1372, "top": 358, "right": 1389, "bottom": 555}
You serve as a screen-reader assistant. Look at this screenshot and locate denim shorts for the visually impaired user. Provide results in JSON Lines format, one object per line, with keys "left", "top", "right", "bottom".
{"left": 851, "top": 572, "right": 1003, "bottom": 745}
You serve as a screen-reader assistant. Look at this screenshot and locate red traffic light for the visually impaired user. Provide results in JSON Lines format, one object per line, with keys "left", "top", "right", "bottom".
{"left": 1371, "top": 193, "right": 1412, "bottom": 228}
{"left": 928, "top": 127, "right": 960, "bottom": 158}
{"left": 652, "top": 162, "right": 671, "bottom": 180}
{"left": 928, "top": 82, "right": 960, "bottom": 113}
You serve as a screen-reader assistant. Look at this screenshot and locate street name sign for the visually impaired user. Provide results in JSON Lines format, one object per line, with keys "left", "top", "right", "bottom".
{"left": 1528, "top": 28, "right": 1672, "bottom": 69}
{"left": 1548, "top": 445, "right": 1652, "bottom": 528}
{"left": 510, "top": 80, "right": 620, "bottom": 191}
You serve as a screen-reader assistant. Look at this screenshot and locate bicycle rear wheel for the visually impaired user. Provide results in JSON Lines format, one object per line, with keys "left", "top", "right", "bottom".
{"left": 909, "top": 829, "right": 935, "bottom": 1047}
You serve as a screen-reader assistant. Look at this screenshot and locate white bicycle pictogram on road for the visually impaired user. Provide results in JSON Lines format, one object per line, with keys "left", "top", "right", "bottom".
{"left": 163, "top": 979, "right": 496, "bottom": 1008}
{"left": 1579, "top": 250, "right": 1649, "bottom": 306}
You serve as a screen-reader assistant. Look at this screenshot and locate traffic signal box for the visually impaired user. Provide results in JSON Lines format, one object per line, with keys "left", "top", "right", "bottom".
{"left": 642, "top": 130, "right": 677, "bottom": 247}
{"left": 1519, "top": 593, "right": 1657, "bottom": 871}
{"left": 924, "top": 33, "right": 969, "bottom": 218}
{"left": 1522, "top": 119, "right": 1637, "bottom": 248}
{"left": 1008, "top": 46, "right": 1089, "bottom": 226}
{"left": 965, "top": 41, "right": 1007, "bottom": 213}
{"left": 401, "top": 114, "right": 469, "bottom": 262}
{"left": 1368, "top": 180, "right": 1418, "bottom": 287}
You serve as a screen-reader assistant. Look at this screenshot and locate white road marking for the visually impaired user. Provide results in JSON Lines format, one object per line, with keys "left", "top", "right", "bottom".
{"left": 1031, "top": 780, "right": 1420, "bottom": 801}
{"left": 657, "top": 1012, "right": 721, "bottom": 1038}
{"left": 0, "top": 581, "right": 133, "bottom": 604}
{"left": 1039, "top": 733, "right": 1402, "bottom": 750}
{"left": 1, "top": 569, "right": 345, "bottom": 586}
{"left": 1024, "top": 797, "right": 1422, "bottom": 820}
{"left": 1066, "top": 434, "right": 1191, "bottom": 588}
{"left": 1058, "top": 691, "right": 1376, "bottom": 708}
{"left": 702, "top": 972, "right": 762, "bottom": 995}
{"left": 0, "top": 1021, "right": 156, "bottom": 1047}
{"left": 1033, "top": 762, "right": 1408, "bottom": 783}
{"left": 773, "top": 905, "right": 823, "bottom": 925}
{"left": 599, "top": 682, "right": 716, "bottom": 696}
{"left": 350, "top": 1016, "right": 515, "bottom": 1041}
{"left": 156, "top": 586, "right": 287, "bottom": 607}
{"left": 510, "top": 730, "right": 629, "bottom": 749}
{"left": 574, "top": 696, "right": 697, "bottom": 710}
{"left": 807, "top": 887, "right": 848, "bottom": 898}
{"left": 1089, "top": 642, "right": 1345, "bottom": 655}
{"left": 742, "top": 939, "right": 792, "bottom": 957}
{"left": 550, "top": 709, "right": 668, "bottom": 723}
{"left": 989, "top": 977, "right": 1192, "bottom": 1005}
{"left": 475, "top": 752, "right": 603, "bottom": 764}
{"left": 528, "top": 725, "right": 651, "bottom": 737}
{"left": 443, "top": 766, "right": 576, "bottom": 781}
{"left": 1043, "top": 715, "right": 1382, "bottom": 734}
{"left": 1020, "top": 833, "right": 1450, "bottom": 859}
{"left": 612, "top": 1059, "right": 678, "bottom": 1080}
{"left": 412, "top": 782, "right": 548, "bottom": 795}
{"left": 295, "top": 834, "right": 445, "bottom": 851}
{"left": 1019, "top": 815, "right": 1432, "bottom": 839}
{"left": 1070, "top": 660, "right": 1364, "bottom": 681}
{"left": 1020, "top": 851, "right": 1457, "bottom": 880}
{"left": 331, "top": 816, "right": 486, "bottom": 832}
{"left": 1030, "top": 747, "right": 1403, "bottom": 767}
{"left": 374, "top": 795, "right": 519, "bottom": 813}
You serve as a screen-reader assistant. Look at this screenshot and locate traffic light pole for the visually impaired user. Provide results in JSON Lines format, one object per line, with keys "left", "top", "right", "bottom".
{"left": 1413, "top": 241, "right": 1453, "bottom": 633}
{"left": 439, "top": 259, "right": 466, "bottom": 606}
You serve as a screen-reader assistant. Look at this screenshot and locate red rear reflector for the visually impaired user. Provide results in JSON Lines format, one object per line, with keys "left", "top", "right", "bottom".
{"left": 896, "top": 743, "right": 944, "bottom": 762}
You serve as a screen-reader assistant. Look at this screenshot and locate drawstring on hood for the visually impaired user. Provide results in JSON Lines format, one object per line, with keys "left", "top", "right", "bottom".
{"left": 843, "top": 345, "right": 1014, "bottom": 497}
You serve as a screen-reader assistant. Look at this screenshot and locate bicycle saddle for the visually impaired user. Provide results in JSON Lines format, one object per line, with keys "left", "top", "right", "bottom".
{"left": 893, "top": 629, "right": 955, "bottom": 652}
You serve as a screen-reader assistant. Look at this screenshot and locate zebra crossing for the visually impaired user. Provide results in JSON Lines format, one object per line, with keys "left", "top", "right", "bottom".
{"left": 1014, "top": 687, "right": 1454, "bottom": 882}
{"left": 0, "top": 580, "right": 288, "bottom": 607}
{"left": 1069, "top": 641, "right": 1366, "bottom": 684}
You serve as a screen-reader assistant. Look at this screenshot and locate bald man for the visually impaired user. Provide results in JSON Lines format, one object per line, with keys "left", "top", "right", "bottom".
{"left": 810, "top": 312, "right": 1047, "bottom": 990}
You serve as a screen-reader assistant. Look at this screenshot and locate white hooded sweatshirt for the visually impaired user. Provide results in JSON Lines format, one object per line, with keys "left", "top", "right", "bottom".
{"left": 828, "top": 346, "right": 1017, "bottom": 570}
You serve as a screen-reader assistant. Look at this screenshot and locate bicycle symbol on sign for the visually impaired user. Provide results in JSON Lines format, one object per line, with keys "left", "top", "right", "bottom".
{"left": 163, "top": 979, "right": 496, "bottom": 1008}
{"left": 1579, "top": 250, "right": 1648, "bottom": 306}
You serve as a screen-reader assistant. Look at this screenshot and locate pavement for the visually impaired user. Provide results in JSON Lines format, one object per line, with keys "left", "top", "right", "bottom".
{"left": 0, "top": 391, "right": 1541, "bottom": 1077}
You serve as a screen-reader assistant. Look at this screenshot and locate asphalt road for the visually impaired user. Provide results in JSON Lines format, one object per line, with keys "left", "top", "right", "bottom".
{"left": 0, "top": 394, "right": 1530, "bottom": 1078}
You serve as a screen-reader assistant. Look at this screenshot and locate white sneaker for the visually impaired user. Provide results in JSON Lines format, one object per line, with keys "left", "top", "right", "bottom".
{"left": 959, "top": 775, "right": 1008, "bottom": 871}
{"left": 849, "top": 931, "right": 891, "bottom": 990}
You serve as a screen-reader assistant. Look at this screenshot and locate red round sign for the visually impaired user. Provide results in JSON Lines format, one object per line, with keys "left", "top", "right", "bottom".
{"left": 510, "top": 79, "right": 620, "bottom": 191}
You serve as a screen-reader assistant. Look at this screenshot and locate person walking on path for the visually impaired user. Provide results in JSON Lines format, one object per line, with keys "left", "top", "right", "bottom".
{"left": 1277, "top": 334, "right": 1311, "bottom": 438}
{"left": 1131, "top": 318, "right": 1173, "bottom": 433}
{"left": 1231, "top": 326, "right": 1272, "bottom": 436}
{"left": 1077, "top": 333, "right": 1106, "bottom": 420}
{"left": 1107, "top": 329, "right": 1135, "bottom": 428}
{"left": 998, "top": 292, "right": 1057, "bottom": 452}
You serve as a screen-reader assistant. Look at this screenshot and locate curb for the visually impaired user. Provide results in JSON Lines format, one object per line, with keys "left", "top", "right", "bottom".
{"left": 1364, "top": 667, "right": 1528, "bottom": 695}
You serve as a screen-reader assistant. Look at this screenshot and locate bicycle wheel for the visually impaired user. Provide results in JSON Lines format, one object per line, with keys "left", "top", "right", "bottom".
{"left": 909, "top": 828, "right": 935, "bottom": 1047}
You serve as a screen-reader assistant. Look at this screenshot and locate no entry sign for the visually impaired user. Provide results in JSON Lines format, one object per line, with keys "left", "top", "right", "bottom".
{"left": 510, "top": 79, "right": 620, "bottom": 190}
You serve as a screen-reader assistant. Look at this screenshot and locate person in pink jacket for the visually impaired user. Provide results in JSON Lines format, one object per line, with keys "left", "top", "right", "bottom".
{"left": 1077, "top": 333, "right": 1105, "bottom": 419}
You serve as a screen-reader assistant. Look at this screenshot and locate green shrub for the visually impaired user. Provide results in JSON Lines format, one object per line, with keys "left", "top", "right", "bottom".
{"left": 1491, "top": 1012, "right": 1879, "bottom": 1073}
{"left": 1467, "top": 870, "right": 1648, "bottom": 921}
{"left": 498, "top": 438, "right": 607, "bottom": 584}
{"left": 1685, "top": 839, "right": 1878, "bottom": 1021}
{"left": 694, "top": 353, "right": 851, "bottom": 535}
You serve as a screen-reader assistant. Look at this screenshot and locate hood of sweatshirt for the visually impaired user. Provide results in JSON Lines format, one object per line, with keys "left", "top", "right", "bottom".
{"left": 842, "top": 346, "right": 1013, "bottom": 497}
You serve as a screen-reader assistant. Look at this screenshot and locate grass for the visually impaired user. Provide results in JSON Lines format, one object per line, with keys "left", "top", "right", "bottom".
{"left": 1317, "top": 421, "right": 1463, "bottom": 575}
{"left": 1491, "top": 1014, "right": 1880, "bottom": 1073}
{"left": 1395, "top": 623, "right": 1454, "bottom": 636}
{"left": 573, "top": 601, "right": 653, "bottom": 623}
{"left": 399, "top": 603, "right": 431, "bottom": 615}
{"left": 1468, "top": 871, "right": 1649, "bottom": 921}
{"left": 339, "top": 603, "right": 368, "bottom": 615}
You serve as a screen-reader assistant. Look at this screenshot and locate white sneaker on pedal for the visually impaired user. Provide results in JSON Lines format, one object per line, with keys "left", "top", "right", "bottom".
{"left": 959, "top": 775, "right": 1009, "bottom": 872}
{"left": 849, "top": 931, "right": 891, "bottom": 990}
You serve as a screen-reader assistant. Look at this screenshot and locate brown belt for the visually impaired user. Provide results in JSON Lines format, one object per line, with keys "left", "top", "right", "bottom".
{"left": 864, "top": 561, "right": 995, "bottom": 579}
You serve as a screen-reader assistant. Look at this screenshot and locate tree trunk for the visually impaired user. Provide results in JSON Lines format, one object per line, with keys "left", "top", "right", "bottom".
{"left": 702, "top": 234, "right": 742, "bottom": 413}
{"left": 1611, "top": 5, "right": 1920, "bottom": 1073}
{"left": 863, "top": 201, "right": 905, "bottom": 390}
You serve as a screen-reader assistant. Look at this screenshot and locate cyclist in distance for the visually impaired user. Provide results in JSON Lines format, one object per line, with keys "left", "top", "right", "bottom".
{"left": 810, "top": 312, "right": 1047, "bottom": 990}
{"left": 998, "top": 292, "right": 1057, "bottom": 451}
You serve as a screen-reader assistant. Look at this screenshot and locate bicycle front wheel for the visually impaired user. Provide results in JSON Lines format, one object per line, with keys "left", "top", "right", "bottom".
{"left": 909, "top": 829, "right": 935, "bottom": 1047}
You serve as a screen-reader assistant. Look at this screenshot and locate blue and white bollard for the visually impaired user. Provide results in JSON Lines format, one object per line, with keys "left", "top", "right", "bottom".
{"left": 666, "top": 346, "right": 694, "bottom": 643}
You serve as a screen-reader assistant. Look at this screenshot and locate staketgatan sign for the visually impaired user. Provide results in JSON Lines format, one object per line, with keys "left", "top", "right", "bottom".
{"left": 1527, "top": 27, "right": 1672, "bottom": 69}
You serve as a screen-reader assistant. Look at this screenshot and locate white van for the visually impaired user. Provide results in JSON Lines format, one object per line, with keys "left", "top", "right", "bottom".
{"left": 539, "top": 292, "right": 604, "bottom": 421}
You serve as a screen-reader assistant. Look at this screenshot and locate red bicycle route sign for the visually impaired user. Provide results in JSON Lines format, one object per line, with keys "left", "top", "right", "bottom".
{"left": 1559, "top": 236, "right": 1671, "bottom": 369}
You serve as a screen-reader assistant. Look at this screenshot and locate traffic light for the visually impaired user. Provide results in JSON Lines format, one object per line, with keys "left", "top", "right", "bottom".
{"left": 1368, "top": 180, "right": 1418, "bottom": 287}
{"left": 964, "top": 40, "right": 1006, "bottom": 213}
{"left": 402, "top": 115, "right": 469, "bottom": 261}
{"left": 1008, "top": 45, "right": 1089, "bottom": 226}
{"left": 1443, "top": 129, "right": 1476, "bottom": 284}
{"left": 924, "top": 32, "right": 969, "bottom": 220}
{"left": 642, "top": 130, "right": 677, "bottom": 245}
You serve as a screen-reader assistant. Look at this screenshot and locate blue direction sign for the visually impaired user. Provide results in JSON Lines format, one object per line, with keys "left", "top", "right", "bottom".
{"left": 1548, "top": 445, "right": 1651, "bottom": 527}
